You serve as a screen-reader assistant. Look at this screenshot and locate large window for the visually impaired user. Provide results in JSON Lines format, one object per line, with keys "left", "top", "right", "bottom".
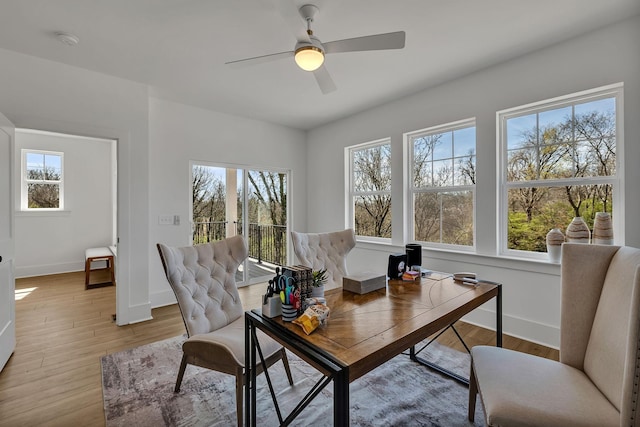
{"left": 407, "top": 119, "right": 476, "bottom": 248}
{"left": 21, "top": 150, "right": 63, "bottom": 210}
{"left": 499, "top": 84, "right": 622, "bottom": 257}
{"left": 348, "top": 139, "right": 392, "bottom": 239}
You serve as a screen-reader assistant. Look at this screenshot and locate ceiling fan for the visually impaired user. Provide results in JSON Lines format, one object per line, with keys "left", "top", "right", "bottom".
{"left": 225, "top": 3, "right": 406, "bottom": 94}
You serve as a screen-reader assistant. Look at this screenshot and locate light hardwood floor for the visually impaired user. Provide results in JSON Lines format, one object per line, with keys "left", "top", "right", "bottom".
{"left": 0, "top": 272, "right": 559, "bottom": 426}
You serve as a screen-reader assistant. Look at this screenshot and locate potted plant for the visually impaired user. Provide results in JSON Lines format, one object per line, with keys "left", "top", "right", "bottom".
{"left": 311, "top": 268, "right": 328, "bottom": 297}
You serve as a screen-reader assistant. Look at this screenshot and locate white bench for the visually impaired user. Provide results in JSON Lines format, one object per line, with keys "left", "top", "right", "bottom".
{"left": 85, "top": 247, "right": 115, "bottom": 289}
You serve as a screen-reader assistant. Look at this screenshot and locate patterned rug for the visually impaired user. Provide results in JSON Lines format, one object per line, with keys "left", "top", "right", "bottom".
{"left": 101, "top": 334, "right": 485, "bottom": 426}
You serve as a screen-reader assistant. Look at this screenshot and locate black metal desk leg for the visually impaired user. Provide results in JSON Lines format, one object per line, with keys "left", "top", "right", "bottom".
{"left": 244, "top": 315, "right": 251, "bottom": 426}
{"left": 334, "top": 368, "right": 349, "bottom": 427}
{"left": 244, "top": 315, "right": 258, "bottom": 427}
{"left": 497, "top": 284, "right": 503, "bottom": 347}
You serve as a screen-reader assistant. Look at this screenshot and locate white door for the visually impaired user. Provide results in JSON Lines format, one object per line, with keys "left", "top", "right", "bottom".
{"left": 0, "top": 112, "right": 15, "bottom": 372}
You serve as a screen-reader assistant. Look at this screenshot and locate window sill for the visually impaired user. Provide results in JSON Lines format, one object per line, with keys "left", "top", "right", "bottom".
{"left": 15, "top": 210, "right": 71, "bottom": 218}
{"left": 355, "top": 240, "right": 561, "bottom": 276}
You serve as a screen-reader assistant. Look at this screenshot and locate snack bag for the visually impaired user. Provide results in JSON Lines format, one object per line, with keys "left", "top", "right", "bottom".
{"left": 293, "top": 304, "right": 330, "bottom": 335}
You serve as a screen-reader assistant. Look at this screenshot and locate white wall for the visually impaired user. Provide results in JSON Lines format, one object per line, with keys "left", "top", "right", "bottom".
{"left": 147, "top": 97, "right": 307, "bottom": 307}
{"left": 306, "top": 16, "right": 640, "bottom": 348}
{"left": 0, "top": 47, "right": 150, "bottom": 325}
{"left": 14, "top": 131, "right": 114, "bottom": 277}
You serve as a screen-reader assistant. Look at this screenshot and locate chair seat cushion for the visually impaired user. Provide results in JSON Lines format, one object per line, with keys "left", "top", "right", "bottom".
{"left": 472, "top": 346, "right": 619, "bottom": 427}
{"left": 183, "top": 317, "right": 282, "bottom": 369}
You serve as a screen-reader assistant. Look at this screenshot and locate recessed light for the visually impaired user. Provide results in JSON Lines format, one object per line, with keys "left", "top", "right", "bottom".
{"left": 55, "top": 32, "right": 79, "bottom": 46}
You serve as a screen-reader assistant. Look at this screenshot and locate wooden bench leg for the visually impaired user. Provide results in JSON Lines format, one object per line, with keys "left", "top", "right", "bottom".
{"left": 85, "top": 252, "right": 115, "bottom": 289}
{"left": 85, "top": 259, "right": 91, "bottom": 288}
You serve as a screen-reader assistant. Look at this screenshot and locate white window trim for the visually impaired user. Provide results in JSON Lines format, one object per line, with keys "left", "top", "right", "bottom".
{"left": 497, "top": 83, "right": 624, "bottom": 260}
{"left": 21, "top": 149, "right": 64, "bottom": 211}
{"left": 346, "top": 137, "right": 392, "bottom": 243}
{"left": 405, "top": 118, "right": 477, "bottom": 251}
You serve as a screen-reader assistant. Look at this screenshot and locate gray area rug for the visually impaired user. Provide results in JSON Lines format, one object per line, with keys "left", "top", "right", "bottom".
{"left": 101, "top": 334, "right": 485, "bottom": 426}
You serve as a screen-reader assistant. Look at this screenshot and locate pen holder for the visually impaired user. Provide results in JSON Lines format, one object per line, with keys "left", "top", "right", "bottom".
{"left": 262, "top": 296, "right": 282, "bottom": 318}
{"left": 281, "top": 303, "right": 297, "bottom": 322}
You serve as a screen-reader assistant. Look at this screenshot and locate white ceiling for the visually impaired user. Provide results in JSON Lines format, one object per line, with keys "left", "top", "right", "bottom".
{"left": 1, "top": 0, "right": 639, "bottom": 130}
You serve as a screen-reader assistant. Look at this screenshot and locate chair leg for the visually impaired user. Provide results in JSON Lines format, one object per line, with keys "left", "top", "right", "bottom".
{"left": 468, "top": 361, "right": 478, "bottom": 422}
{"left": 280, "top": 348, "right": 294, "bottom": 386}
{"left": 235, "top": 367, "right": 243, "bottom": 427}
{"left": 175, "top": 354, "right": 188, "bottom": 393}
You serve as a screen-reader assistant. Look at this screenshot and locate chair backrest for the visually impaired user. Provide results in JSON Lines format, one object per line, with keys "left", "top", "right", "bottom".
{"left": 290, "top": 229, "right": 356, "bottom": 290}
{"left": 157, "top": 235, "right": 248, "bottom": 337}
{"left": 560, "top": 243, "right": 640, "bottom": 424}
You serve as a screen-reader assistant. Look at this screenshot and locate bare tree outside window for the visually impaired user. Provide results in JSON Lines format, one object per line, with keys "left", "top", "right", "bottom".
{"left": 409, "top": 122, "right": 476, "bottom": 247}
{"left": 24, "top": 151, "right": 62, "bottom": 209}
{"left": 191, "top": 165, "right": 289, "bottom": 273}
{"left": 504, "top": 95, "right": 617, "bottom": 252}
{"left": 247, "top": 170, "right": 287, "bottom": 265}
{"left": 350, "top": 142, "right": 392, "bottom": 238}
{"left": 191, "top": 166, "right": 226, "bottom": 243}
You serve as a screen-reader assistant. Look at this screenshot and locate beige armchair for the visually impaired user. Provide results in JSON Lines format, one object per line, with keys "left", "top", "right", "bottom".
{"left": 468, "top": 243, "right": 640, "bottom": 427}
{"left": 157, "top": 236, "right": 293, "bottom": 427}
{"left": 290, "top": 229, "right": 356, "bottom": 290}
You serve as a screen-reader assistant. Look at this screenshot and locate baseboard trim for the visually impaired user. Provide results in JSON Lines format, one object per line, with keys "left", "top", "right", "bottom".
{"left": 15, "top": 262, "right": 84, "bottom": 278}
{"left": 150, "top": 289, "right": 177, "bottom": 309}
{"left": 122, "top": 302, "right": 152, "bottom": 326}
{"left": 462, "top": 307, "right": 560, "bottom": 349}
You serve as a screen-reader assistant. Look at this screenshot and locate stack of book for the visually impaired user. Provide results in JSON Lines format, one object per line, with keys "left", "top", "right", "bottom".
{"left": 402, "top": 270, "right": 420, "bottom": 281}
{"left": 283, "top": 265, "right": 313, "bottom": 309}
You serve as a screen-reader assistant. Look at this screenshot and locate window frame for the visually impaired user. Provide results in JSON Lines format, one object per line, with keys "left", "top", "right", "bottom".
{"left": 405, "top": 118, "right": 477, "bottom": 251}
{"left": 346, "top": 137, "right": 392, "bottom": 243}
{"left": 21, "top": 149, "right": 64, "bottom": 211}
{"left": 497, "top": 83, "right": 624, "bottom": 260}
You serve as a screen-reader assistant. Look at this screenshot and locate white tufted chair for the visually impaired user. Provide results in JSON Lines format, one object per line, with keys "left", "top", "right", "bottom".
{"left": 290, "top": 229, "right": 356, "bottom": 290}
{"left": 157, "top": 235, "right": 293, "bottom": 427}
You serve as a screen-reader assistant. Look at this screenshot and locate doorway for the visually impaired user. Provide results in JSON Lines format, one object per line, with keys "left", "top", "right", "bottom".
{"left": 190, "top": 162, "right": 289, "bottom": 285}
{"left": 13, "top": 129, "right": 117, "bottom": 285}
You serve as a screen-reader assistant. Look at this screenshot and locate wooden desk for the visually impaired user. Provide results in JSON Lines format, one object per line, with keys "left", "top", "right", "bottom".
{"left": 245, "top": 273, "right": 501, "bottom": 426}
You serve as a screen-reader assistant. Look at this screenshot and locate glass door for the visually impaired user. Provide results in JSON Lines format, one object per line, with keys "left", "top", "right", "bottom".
{"left": 191, "top": 163, "right": 289, "bottom": 286}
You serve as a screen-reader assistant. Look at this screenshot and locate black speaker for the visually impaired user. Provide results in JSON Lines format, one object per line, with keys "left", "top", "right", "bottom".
{"left": 405, "top": 244, "right": 422, "bottom": 269}
{"left": 387, "top": 253, "right": 406, "bottom": 279}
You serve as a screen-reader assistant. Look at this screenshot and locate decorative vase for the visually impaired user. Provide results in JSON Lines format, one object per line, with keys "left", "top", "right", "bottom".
{"left": 592, "top": 212, "right": 613, "bottom": 245}
{"left": 546, "top": 228, "right": 564, "bottom": 263}
{"left": 566, "top": 217, "right": 590, "bottom": 244}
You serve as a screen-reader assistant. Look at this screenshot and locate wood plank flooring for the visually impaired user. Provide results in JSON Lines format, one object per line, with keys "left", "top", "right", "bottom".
{"left": 0, "top": 272, "right": 558, "bottom": 426}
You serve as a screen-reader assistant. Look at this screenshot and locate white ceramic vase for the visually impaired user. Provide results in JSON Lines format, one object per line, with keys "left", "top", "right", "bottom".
{"left": 566, "top": 217, "right": 590, "bottom": 244}
{"left": 546, "top": 228, "right": 565, "bottom": 263}
{"left": 311, "top": 285, "right": 325, "bottom": 298}
{"left": 592, "top": 212, "right": 613, "bottom": 245}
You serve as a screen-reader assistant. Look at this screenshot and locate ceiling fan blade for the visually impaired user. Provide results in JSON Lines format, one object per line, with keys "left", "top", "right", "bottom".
{"left": 313, "top": 65, "right": 337, "bottom": 94}
{"left": 323, "top": 31, "right": 406, "bottom": 54}
{"left": 225, "top": 51, "right": 293, "bottom": 68}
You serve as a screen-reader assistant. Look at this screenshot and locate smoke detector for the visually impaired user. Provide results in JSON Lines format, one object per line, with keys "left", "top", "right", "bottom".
{"left": 55, "top": 32, "right": 79, "bottom": 46}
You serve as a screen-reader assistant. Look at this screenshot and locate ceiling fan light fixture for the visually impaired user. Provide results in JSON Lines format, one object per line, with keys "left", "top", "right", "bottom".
{"left": 294, "top": 45, "right": 324, "bottom": 71}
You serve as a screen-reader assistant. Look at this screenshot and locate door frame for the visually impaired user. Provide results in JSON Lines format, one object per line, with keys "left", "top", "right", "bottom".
{"left": 0, "top": 112, "right": 16, "bottom": 372}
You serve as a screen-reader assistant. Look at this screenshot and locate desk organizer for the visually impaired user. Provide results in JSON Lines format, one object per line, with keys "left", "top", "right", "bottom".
{"left": 262, "top": 296, "right": 282, "bottom": 318}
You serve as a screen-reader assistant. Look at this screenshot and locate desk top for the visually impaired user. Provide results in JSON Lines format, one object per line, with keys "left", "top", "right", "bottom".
{"left": 250, "top": 273, "right": 499, "bottom": 382}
